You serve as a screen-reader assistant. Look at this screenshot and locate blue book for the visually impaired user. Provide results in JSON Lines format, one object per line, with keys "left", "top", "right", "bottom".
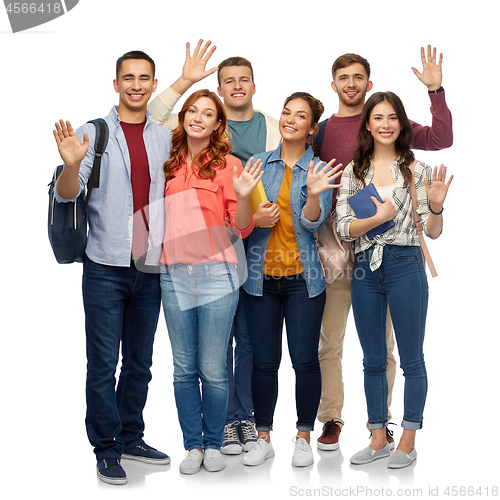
{"left": 348, "top": 183, "right": 395, "bottom": 240}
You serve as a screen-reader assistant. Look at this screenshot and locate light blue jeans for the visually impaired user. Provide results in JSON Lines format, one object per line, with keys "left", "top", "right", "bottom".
{"left": 160, "top": 262, "right": 239, "bottom": 450}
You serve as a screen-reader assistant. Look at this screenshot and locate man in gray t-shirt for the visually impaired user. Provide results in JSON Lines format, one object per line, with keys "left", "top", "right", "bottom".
{"left": 227, "top": 113, "right": 266, "bottom": 165}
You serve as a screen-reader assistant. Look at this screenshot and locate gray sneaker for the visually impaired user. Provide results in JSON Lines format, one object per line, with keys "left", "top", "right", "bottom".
{"left": 179, "top": 449, "right": 204, "bottom": 475}
{"left": 203, "top": 449, "right": 226, "bottom": 472}
{"left": 221, "top": 421, "right": 242, "bottom": 455}
{"left": 387, "top": 448, "right": 417, "bottom": 469}
{"left": 350, "top": 443, "right": 391, "bottom": 465}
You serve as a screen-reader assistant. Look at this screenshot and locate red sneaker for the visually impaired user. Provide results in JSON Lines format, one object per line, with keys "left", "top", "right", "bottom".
{"left": 317, "top": 420, "right": 342, "bottom": 450}
{"left": 369, "top": 426, "right": 395, "bottom": 450}
{"left": 386, "top": 426, "right": 395, "bottom": 450}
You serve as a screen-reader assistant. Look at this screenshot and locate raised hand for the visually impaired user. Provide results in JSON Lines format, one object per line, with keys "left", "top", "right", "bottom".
{"left": 53, "top": 119, "right": 89, "bottom": 168}
{"left": 306, "top": 159, "right": 343, "bottom": 197}
{"left": 182, "top": 39, "right": 218, "bottom": 86}
{"left": 425, "top": 164, "right": 453, "bottom": 211}
{"left": 233, "top": 157, "right": 263, "bottom": 200}
{"left": 411, "top": 45, "right": 443, "bottom": 91}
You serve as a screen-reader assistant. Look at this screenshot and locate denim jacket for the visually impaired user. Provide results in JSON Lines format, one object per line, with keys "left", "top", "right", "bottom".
{"left": 243, "top": 144, "right": 332, "bottom": 298}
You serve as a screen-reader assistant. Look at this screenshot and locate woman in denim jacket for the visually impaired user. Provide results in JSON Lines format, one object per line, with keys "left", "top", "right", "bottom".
{"left": 242, "top": 92, "right": 343, "bottom": 468}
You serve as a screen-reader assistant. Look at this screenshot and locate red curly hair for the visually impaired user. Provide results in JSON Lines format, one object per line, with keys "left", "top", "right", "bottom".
{"left": 163, "top": 89, "right": 231, "bottom": 180}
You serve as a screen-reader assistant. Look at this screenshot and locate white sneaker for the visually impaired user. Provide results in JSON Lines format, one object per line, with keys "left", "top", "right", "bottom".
{"left": 242, "top": 436, "right": 275, "bottom": 466}
{"left": 292, "top": 437, "right": 314, "bottom": 467}
{"left": 179, "top": 449, "right": 204, "bottom": 475}
{"left": 203, "top": 448, "right": 226, "bottom": 472}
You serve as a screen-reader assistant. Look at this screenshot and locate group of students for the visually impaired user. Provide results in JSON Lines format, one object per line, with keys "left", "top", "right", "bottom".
{"left": 53, "top": 39, "right": 453, "bottom": 485}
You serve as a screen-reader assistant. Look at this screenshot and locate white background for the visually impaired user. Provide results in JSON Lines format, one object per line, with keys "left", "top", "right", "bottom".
{"left": 1, "top": 0, "right": 498, "bottom": 498}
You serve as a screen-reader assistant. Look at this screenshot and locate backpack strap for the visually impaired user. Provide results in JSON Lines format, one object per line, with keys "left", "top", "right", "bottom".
{"left": 313, "top": 119, "right": 327, "bottom": 148}
{"left": 409, "top": 159, "right": 437, "bottom": 278}
{"left": 85, "top": 118, "right": 109, "bottom": 212}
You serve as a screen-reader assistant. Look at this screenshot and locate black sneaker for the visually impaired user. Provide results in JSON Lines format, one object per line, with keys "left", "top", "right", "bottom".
{"left": 122, "top": 442, "right": 171, "bottom": 465}
{"left": 96, "top": 458, "right": 128, "bottom": 485}
{"left": 238, "top": 420, "right": 258, "bottom": 452}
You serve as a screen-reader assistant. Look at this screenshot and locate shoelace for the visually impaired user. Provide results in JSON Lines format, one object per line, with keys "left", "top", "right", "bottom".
{"left": 369, "top": 422, "right": 395, "bottom": 440}
{"left": 204, "top": 449, "right": 220, "bottom": 459}
{"left": 186, "top": 449, "right": 203, "bottom": 460}
{"left": 102, "top": 458, "right": 121, "bottom": 469}
{"left": 324, "top": 421, "right": 341, "bottom": 436}
{"left": 293, "top": 437, "right": 309, "bottom": 452}
{"left": 136, "top": 443, "right": 153, "bottom": 452}
{"left": 247, "top": 436, "right": 269, "bottom": 451}
{"left": 223, "top": 421, "right": 240, "bottom": 442}
{"left": 239, "top": 421, "right": 257, "bottom": 441}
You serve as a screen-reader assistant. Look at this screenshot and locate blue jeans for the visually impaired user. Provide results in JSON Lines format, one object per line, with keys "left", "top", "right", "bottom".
{"left": 351, "top": 245, "right": 428, "bottom": 431}
{"left": 244, "top": 273, "right": 325, "bottom": 432}
{"left": 82, "top": 256, "right": 161, "bottom": 461}
{"left": 160, "top": 262, "right": 239, "bottom": 450}
{"left": 226, "top": 288, "right": 255, "bottom": 424}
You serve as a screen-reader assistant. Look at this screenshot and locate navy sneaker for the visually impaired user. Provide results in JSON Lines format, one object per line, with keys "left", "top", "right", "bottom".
{"left": 96, "top": 458, "right": 128, "bottom": 485}
{"left": 122, "top": 442, "right": 171, "bottom": 465}
{"left": 221, "top": 421, "right": 242, "bottom": 455}
{"left": 238, "top": 420, "right": 258, "bottom": 452}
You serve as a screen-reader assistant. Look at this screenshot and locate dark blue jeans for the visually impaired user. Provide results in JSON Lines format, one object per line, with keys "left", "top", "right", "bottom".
{"left": 82, "top": 256, "right": 161, "bottom": 461}
{"left": 351, "top": 246, "right": 428, "bottom": 431}
{"left": 244, "top": 274, "right": 325, "bottom": 432}
{"left": 226, "top": 288, "right": 255, "bottom": 424}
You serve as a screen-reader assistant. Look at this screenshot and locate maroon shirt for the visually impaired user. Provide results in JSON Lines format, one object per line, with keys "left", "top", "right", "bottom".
{"left": 120, "top": 121, "right": 150, "bottom": 258}
{"left": 320, "top": 91, "right": 453, "bottom": 208}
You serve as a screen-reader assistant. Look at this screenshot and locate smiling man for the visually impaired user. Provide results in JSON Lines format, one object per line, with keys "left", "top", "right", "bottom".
{"left": 149, "top": 40, "right": 281, "bottom": 457}
{"left": 53, "top": 51, "right": 172, "bottom": 485}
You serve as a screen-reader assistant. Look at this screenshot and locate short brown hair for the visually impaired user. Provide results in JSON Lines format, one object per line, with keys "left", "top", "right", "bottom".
{"left": 217, "top": 56, "right": 254, "bottom": 86}
{"left": 331, "top": 53, "right": 370, "bottom": 80}
{"left": 116, "top": 51, "right": 156, "bottom": 79}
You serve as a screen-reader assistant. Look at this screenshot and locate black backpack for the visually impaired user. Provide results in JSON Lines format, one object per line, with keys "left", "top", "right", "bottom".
{"left": 48, "top": 118, "right": 109, "bottom": 264}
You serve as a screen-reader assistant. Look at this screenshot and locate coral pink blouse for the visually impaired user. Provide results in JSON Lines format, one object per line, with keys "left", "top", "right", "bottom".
{"left": 162, "top": 154, "right": 255, "bottom": 265}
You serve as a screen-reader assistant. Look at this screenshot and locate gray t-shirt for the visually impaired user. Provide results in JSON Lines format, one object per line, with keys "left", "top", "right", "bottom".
{"left": 227, "top": 112, "right": 267, "bottom": 165}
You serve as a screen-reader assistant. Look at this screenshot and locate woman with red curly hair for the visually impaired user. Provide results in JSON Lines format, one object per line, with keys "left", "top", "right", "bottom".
{"left": 160, "top": 89, "right": 262, "bottom": 475}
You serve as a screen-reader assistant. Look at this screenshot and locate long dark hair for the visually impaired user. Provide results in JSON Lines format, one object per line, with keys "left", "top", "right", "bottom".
{"left": 163, "top": 89, "right": 231, "bottom": 180}
{"left": 352, "top": 91, "right": 414, "bottom": 187}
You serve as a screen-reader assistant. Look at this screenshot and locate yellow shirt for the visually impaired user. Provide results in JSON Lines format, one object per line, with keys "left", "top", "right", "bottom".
{"left": 264, "top": 164, "right": 303, "bottom": 276}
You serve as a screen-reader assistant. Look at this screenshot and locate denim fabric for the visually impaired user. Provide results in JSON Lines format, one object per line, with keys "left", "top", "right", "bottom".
{"left": 244, "top": 274, "right": 325, "bottom": 432}
{"left": 160, "top": 262, "right": 239, "bottom": 450}
{"left": 351, "top": 245, "right": 428, "bottom": 431}
{"left": 82, "top": 255, "right": 161, "bottom": 461}
{"left": 226, "top": 288, "right": 254, "bottom": 423}
{"left": 55, "top": 107, "right": 171, "bottom": 267}
{"left": 244, "top": 144, "right": 333, "bottom": 299}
